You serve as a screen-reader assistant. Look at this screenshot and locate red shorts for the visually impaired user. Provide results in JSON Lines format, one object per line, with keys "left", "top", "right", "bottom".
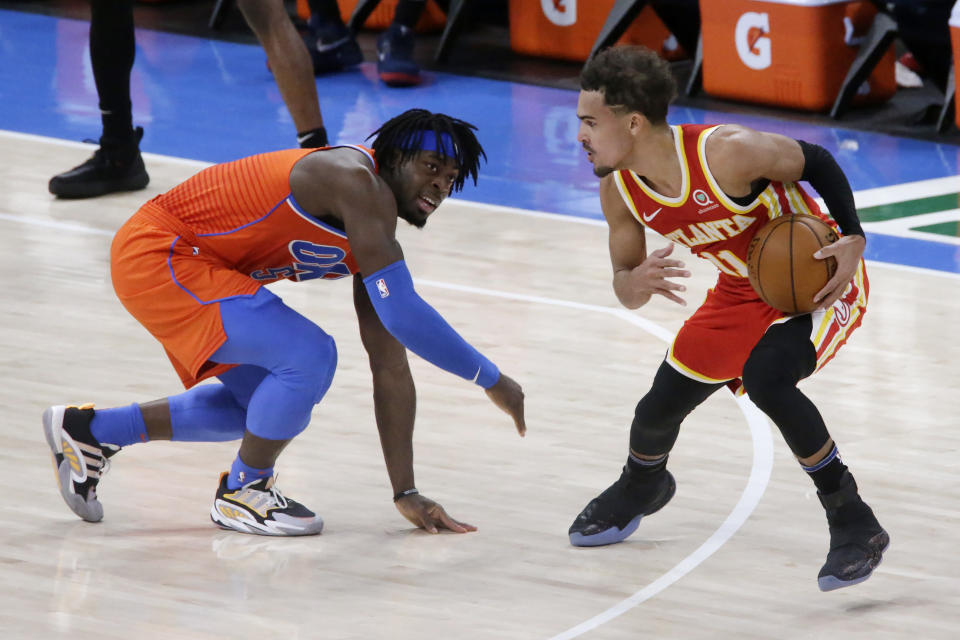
{"left": 667, "top": 261, "right": 869, "bottom": 394}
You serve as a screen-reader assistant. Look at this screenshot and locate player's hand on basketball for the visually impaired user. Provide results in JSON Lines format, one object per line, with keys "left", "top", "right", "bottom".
{"left": 395, "top": 493, "right": 477, "bottom": 534}
{"left": 813, "top": 234, "right": 865, "bottom": 309}
{"left": 636, "top": 244, "right": 691, "bottom": 306}
{"left": 484, "top": 373, "right": 526, "bottom": 437}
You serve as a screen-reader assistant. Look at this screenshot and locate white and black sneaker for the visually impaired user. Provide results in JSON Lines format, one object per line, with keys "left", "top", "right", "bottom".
{"left": 42, "top": 404, "right": 118, "bottom": 522}
{"left": 210, "top": 472, "right": 324, "bottom": 537}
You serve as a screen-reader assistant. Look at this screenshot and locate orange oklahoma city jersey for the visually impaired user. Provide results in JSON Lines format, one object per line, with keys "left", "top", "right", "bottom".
{"left": 612, "top": 124, "right": 868, "bottom": 391}
{"left": 111, "top": 145, "right": 372, "bottom": 388}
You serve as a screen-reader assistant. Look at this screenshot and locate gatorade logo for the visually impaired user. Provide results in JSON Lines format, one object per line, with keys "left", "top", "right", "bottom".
{"left": 735, "top": 12, "right": 771, "bottom": 70}
{"left": 542, "top": 0, "right": 575, "bottom": 27}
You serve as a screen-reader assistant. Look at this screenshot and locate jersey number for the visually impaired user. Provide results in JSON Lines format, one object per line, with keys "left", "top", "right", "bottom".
{"left": 251, "top": 241, "right": 351, "bottom": 282}
{"left": 701, "top": 250, "right": 749, "bottom": 278}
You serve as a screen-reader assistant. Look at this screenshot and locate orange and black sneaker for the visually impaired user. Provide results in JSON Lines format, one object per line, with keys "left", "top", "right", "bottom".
{"left": 42, "top": 404, "right": 118, "bottom": 522}
{"left": 210, "top": 472, "right": 324, "bottom": 537}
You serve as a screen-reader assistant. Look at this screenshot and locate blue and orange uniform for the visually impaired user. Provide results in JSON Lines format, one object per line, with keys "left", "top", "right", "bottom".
{"left": 111, "top": 145, "right": 371, "bottom": 388}
{"left": 613, "top": 124, "right": 868, "bottom": 393}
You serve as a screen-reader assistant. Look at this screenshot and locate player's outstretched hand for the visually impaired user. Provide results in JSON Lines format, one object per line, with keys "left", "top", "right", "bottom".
{"left": 636, "top": 244, "right": 691, "bottom": 306}
{"left": 395, "top": 493, "right": 477, "bottom": 534}
{"left": 813, "top": 234, "right": 865, "bottom": 309}
{"left": 484, "top": 373, "right": 526, "bottom": 436}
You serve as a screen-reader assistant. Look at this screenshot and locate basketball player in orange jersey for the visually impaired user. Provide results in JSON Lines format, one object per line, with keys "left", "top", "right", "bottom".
{"left": 568, "top": 46, "right": 887, "bottom": 591}
{"left": 43, "top": 109, "right": 526, "bottom": 537}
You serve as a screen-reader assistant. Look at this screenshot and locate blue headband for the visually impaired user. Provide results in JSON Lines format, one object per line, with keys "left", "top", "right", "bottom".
{"left": 400, "top": 130, "right": 458, "bottom": 157}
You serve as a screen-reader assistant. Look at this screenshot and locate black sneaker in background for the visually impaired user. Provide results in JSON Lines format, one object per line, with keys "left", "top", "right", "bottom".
{"left": 48, "top": 126, "right": 149, "bottom": 199}
{"left": 305, "top": 17, "right": 363, "bottom": 75}
{"left": 376, "top": 24, "right": 420, "bottom": 87}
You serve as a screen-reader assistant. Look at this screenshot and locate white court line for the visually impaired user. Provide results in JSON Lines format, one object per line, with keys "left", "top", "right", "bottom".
{"left": 419, "top": 279, "right": 774, "bottom": 640}
{"left": 0, "top": 212, "right": 113, "bottom": 236}
{"left": 862, "top": 208, "right": 960, "bottom": 246}
{"left": 852, "top": 175, "right": 960, "bottom": 209}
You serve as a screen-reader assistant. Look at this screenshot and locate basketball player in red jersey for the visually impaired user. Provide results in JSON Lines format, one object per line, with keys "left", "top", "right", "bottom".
{"left": 569, "top": 46, "right": 887, "bottom": 591}
{"left": 43, "top": 109, "right": 526, "bottom": 537}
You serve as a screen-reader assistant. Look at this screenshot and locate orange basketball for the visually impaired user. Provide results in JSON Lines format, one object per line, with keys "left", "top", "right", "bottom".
{"left": 746, "top": 214, "right": 839, "bottom": 314}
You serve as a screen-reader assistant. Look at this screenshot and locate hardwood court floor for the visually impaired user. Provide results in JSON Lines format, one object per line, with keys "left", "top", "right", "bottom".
{"left": 1, "top": 132, "right": 958, "bottom": 639}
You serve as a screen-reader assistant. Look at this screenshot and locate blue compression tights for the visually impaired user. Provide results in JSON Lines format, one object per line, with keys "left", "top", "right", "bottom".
{"left": 93, "top": 288, "right": 336, "bottom": 447}
{"left": 204, "top": 287, "right": 337, "bottom": 441}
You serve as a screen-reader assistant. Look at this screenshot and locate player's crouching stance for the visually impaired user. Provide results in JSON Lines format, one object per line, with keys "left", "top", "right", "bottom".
{"left": 44, "top": 109, "right": 526, "bottom": 537}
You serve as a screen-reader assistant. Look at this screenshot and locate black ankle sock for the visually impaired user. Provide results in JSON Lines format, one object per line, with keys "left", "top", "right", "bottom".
{"left": 626, "top": 452, "right": 667, "bottom": 477}
{"left": 101, "top": 109, "right": 135, "bottom": 145}
{"left": 393, "top": 0, "right": 426, "bottom": 29}
{"left": 804, "top": 448, "right": 848, "bottom": 495}
{"left": 297, "top": 127, "right": 329, "bottom": 148}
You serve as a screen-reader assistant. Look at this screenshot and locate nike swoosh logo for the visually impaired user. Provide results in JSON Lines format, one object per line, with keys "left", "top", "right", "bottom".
{"left": 641, "top": 207, "right": 662, "bottom": 222}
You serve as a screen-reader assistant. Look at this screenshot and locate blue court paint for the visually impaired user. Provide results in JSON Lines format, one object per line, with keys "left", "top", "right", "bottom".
{"left": 864, "top": 233, "right": 960, "bottom": 272}
{"left": 2, "top": 9, "right": 958, "bottom": 273}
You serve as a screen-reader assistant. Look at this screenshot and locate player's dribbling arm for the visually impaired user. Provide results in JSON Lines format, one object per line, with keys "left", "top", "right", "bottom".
{"left": 707, "top": 126, "right": 865, "bottom": 309}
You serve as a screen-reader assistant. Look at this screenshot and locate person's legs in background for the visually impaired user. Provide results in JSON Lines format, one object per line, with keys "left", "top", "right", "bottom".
{"left": 49, "top": 0, "right": 149, "bottom": 198}
{"left": 238, "top": 0, "right": 330, "bottom": 148}
{"left": 376, "top": 0, "right": 426, "bottom": 87}
{"left": 304, "top": 0, "right": 363, "bottom": 75}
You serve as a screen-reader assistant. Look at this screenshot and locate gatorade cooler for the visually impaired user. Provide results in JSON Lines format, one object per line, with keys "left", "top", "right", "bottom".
{"left": 509, "top": 0, "right": 679, "bottom": 62}
{"left": 951, "top": 1, "right": 960, "bottom": 129}
{"left": 699, "top": 0, "right": 896, "bottom": 111}
{"left": 295, "top": 0, "right": 446, "bottom": 32}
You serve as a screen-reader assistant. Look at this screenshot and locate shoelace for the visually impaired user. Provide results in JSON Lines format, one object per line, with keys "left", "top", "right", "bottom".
{"left": 266, "top": 483, "right": 289, "bottom": 509}
{"left": 100, "top": 446, "right": 120, "bottom": 476}
{"left": 239, "top": 476, "right": 289, "bottom": 510}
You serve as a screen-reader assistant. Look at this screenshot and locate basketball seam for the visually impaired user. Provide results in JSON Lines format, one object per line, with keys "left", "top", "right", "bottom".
{"left": 750, "top": 220, "right": 778, "bottom": 308}
{"left": 795, "top": 216, "right": 835, "bottom": 305}
{"left": 750, "top": 216, "right": 789, "bottom": 311}
{"left": 788, "top": 216, "right": 797, "bottom": 314}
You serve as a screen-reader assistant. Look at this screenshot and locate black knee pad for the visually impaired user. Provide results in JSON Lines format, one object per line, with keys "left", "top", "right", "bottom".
{"left": 742, "top": 319, "right": 816, "bottom": 409}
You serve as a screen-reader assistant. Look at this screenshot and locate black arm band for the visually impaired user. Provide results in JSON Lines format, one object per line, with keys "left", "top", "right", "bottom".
{"left": 393, "top": 488, "right": 419, "bottom": 502}
{"left": 797, "top": 140, "right": 864, "bottom": 238}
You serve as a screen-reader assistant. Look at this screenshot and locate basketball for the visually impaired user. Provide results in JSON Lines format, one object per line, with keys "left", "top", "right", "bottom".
{"left": 746, "top": 214, "right": 839, "bottom": 314}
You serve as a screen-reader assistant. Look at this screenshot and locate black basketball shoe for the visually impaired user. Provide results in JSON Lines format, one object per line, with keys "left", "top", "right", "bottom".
{"left": 817, "top": 471, "right": 890, "bottom": 591}
{"left": 376, "top": 24, "right": 420, "bottom": 87}
{"left": 49, "top": 127, "right": 149, "bottom": 199}
{"left": 569, "top": 466, "right": 676, "bottom": 547}
{"left": 304, "top": 17, "right": 362, "bottom": 75}
{"left": 42, "top": 404, "right": 119, "bottom": 522}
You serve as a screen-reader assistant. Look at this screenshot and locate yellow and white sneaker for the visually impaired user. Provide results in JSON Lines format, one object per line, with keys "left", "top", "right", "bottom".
{"left": 42, "top": 404, "right": 118, "bottom": 522}
{"left": 210, "top": 472, "right": 323, "bottom": 537}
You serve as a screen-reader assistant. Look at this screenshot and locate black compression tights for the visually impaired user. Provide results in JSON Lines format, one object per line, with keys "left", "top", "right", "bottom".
{"left": 742, "top": 315, "right": 830, "bottom": 458}
{"left": 630, "top": 362, "right": 723, "bottom": 456}
{"left": 90, "top": 0, "right": 135, "bottom": 138}
{"left": 631, "top": 315, "right": 830, "bottom": 460}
